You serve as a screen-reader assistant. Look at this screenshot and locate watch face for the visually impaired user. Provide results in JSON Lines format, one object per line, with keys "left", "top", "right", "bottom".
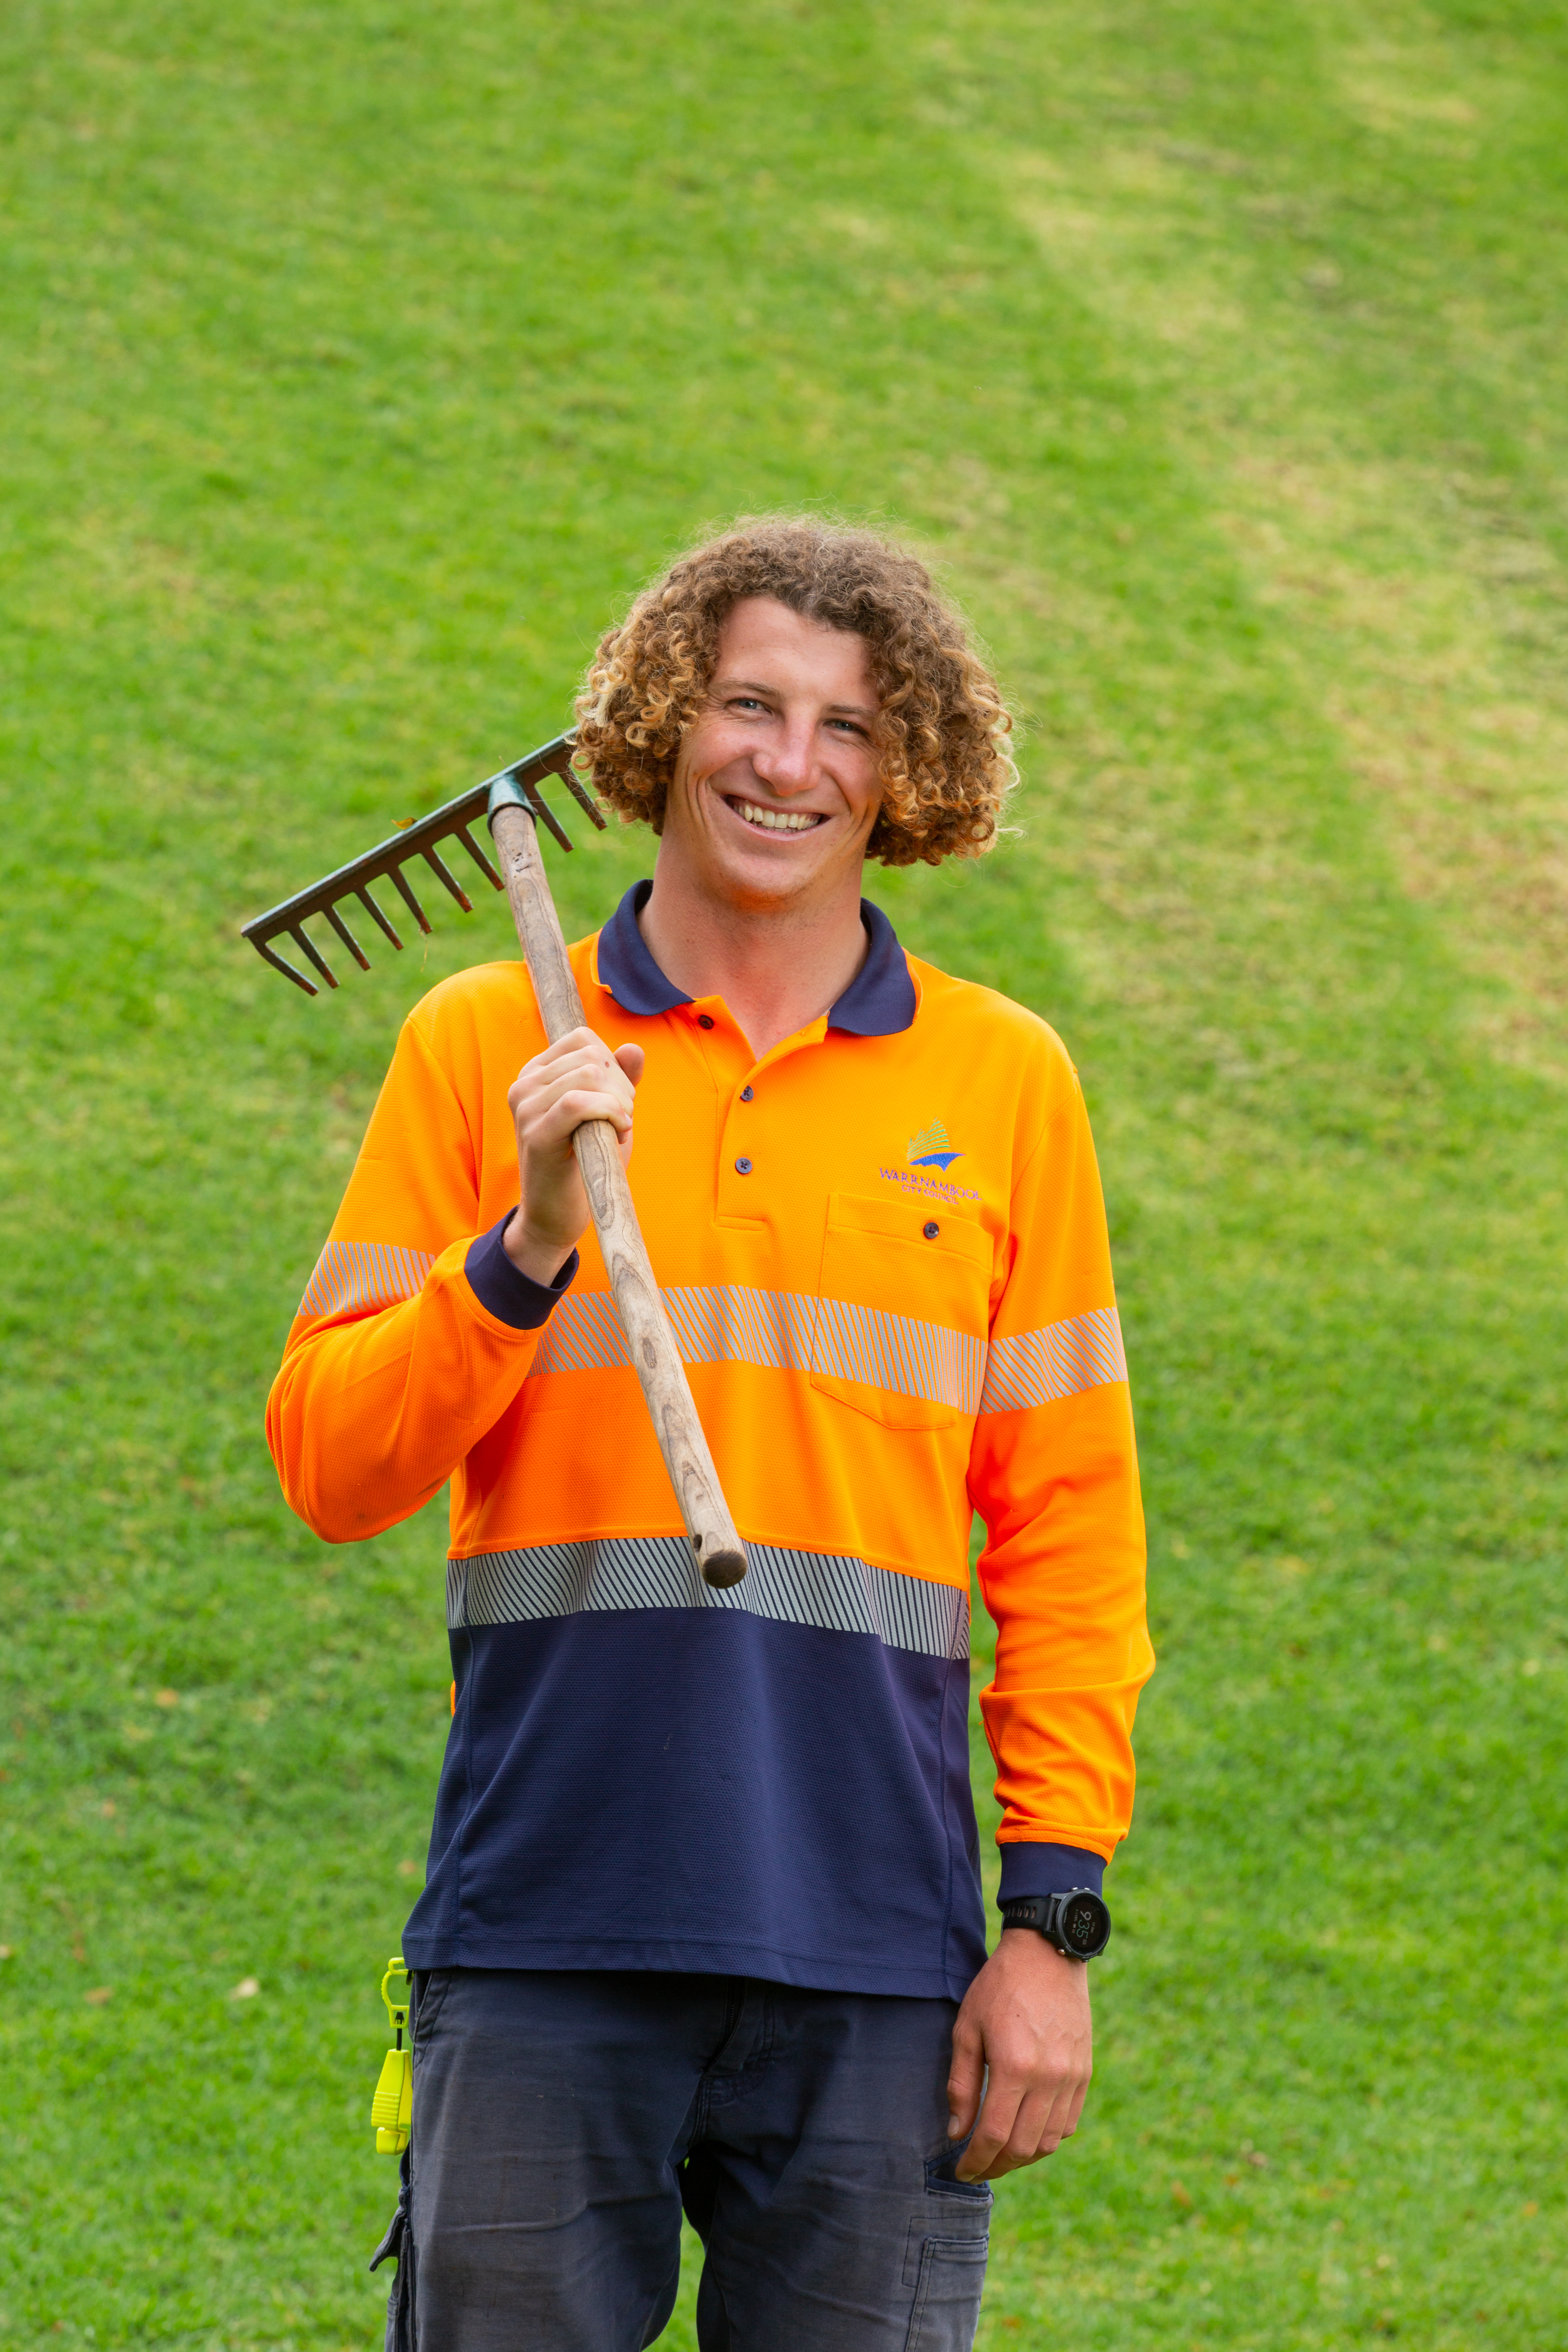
{"left": 1059, "top": 1892, "right": 1111, "bottom": 1957}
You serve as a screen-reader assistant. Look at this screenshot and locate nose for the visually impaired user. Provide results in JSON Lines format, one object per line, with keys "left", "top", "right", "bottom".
{"left": 749, "top": 710, "right": 817, "bottom": 798}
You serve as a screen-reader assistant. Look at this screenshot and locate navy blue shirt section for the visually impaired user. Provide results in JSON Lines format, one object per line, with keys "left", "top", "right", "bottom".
{"left": 403, "top": 1610, "right": 987, "bottom": 2000}
{"left": 595, "top": 882, "right": 688, "bottom": 1015}
{"left": 998, "top": 1842, "right": 1105, "bottom": 1904}
{"left": 597, "top": 882, "right": 917, "bottom": 1036}
{"left": 827, "top": 898, "right": 919, "bottom": 1036}
{"left": 464, "top": 1217, "right": 579, "bottom": 1330}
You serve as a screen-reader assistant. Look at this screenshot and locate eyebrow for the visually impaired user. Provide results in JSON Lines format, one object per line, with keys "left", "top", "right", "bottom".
{"left": 715, "top": 673, "right": 879, "bottom": 718}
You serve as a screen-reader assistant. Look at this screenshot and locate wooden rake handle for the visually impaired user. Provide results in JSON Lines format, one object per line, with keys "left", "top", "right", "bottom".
{"left": 489, "top": 797, "right": 748, "bottom": 1590}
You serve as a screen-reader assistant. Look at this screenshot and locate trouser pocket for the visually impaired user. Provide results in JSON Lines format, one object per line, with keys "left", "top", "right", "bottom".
{"left": 904, "top": 2232, "right": 989, "bottom": 2351}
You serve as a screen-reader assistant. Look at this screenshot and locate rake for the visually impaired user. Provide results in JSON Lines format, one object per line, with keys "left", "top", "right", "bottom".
{"left": 243, "top": 734, "right": 748, "bottom": 1590}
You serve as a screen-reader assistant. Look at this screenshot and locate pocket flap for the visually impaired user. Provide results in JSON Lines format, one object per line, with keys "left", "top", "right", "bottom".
{"left": 825, "top": 1191, "right": 991, "bottom": 1272}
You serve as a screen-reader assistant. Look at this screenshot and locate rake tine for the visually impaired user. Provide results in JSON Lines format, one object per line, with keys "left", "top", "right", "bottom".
{"left": 561, "top": 764, "right": 609, "bottom": 831}
{"left": 356, "top": 886, "right": 404, "bottom": 951}
{"left": 422, "top": 845, "right": 473, "bottom": 913}
{"left": 323, "top": 900, "right": 371, "bottom": 971}
{"left": 255, "top": 937, "right": 319, "bottom": 997}
{"left": 454, "top": 822, "right": 504, "bottom": 890}
{"left": 290, "top": 925, "right": 338, "bottom": 989}
{"left": 521, "top": 771, "right": 575, "bottom": 853}
{"left": 388, "top": 864, "right": 432, "bottom": 935}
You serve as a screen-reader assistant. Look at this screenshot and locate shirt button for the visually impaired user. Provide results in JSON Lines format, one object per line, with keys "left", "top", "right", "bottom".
{"left": 697, "top": 1014, "right": 715, "bottom": 1030}
{"left": 739, "top": 1085, "right": 754, "bottom": 1102}
{"left": 923, "top": 1221, "right": 941, "bottom": 1239}
{"left": 735, "top": 1157, "right": 753, "bottom": 1175}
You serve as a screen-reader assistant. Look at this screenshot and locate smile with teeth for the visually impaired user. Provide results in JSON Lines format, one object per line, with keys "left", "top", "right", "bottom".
{"left": 726, "top": 795, "right": 826, "bottom": 834}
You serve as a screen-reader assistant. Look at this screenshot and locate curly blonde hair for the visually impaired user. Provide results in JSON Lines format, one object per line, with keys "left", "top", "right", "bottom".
{"left": 572, "top": 518, "right": 1016, "bottom": 866}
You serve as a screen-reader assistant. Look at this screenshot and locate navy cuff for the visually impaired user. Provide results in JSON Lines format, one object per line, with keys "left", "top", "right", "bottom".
{"left": 997, "top": 1843, "right": 1106, "bottom": 1906}
{"left": 464, "top": 1216, "right": 578, "bottom": 1331}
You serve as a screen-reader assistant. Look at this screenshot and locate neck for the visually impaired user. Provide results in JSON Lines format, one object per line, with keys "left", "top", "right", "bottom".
{"left": 637, "top": 861, "right": 869, "bottom": 1060}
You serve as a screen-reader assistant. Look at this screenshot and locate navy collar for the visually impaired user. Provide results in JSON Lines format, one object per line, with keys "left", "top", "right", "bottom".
{"left": 595, "top": 881, "right": 917, "bottom": 1037}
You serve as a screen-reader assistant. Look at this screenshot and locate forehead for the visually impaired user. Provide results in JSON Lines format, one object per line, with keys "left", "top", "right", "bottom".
{"left": 714, "top": 596, "right": 878, "bottom": 708}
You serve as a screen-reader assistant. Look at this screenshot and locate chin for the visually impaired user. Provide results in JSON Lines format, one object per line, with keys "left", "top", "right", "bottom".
{"left": 715, "top": 854, "right": 820, "bottom": 912}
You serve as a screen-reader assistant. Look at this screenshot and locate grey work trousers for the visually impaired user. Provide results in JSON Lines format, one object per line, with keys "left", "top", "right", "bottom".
{"left": 372, "top": 1967, "right": 991, "bottom": 2351}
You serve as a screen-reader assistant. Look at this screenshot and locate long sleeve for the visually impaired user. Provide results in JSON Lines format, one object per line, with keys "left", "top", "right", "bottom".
{"left": 968, "top": 1040, "right": 1153, "bottom": 1882}
{"left": 266, "top": 998, "right": 558, "bottom": 1544}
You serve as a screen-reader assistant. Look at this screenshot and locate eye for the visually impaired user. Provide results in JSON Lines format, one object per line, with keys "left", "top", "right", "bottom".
{"left": 730, "top": 695, "right": 771, "bottom": 714}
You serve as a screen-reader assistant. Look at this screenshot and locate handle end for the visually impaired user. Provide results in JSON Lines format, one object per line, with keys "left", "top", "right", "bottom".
{"left": 699, "top": 1545, "right": 748, "bottom": 1590}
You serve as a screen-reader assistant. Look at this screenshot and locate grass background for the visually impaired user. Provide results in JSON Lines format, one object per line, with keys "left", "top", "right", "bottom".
{"left": 2, "top": 0, "right": 1566, "bottom": 2343}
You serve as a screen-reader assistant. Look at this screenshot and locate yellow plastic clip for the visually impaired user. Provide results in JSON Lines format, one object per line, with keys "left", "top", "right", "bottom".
{"left": 372, "top": 1955, "right": 413, "bottom": 2154}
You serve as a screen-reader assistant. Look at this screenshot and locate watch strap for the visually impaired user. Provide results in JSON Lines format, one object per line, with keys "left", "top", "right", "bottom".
{"left": 1000, "top": 1887, "right": 1111, "bottom": 1959}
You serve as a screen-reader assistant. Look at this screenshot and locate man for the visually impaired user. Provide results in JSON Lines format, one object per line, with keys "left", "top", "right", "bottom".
{"left": 268, "top": 519, "right": 1151, "bottom": 2351}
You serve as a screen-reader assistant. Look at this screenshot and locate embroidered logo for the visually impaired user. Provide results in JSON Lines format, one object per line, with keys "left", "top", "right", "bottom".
{"left": 906, "top": 1118, "right": 963, "bottom": 1173}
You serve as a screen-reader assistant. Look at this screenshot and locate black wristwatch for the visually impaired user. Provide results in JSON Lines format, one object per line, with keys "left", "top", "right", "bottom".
{"left": 1000, "top": 1888, "right": 1111, "bottom": 1960}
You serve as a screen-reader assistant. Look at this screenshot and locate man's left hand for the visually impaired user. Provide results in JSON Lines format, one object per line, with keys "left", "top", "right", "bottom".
{"left": 947, "top": 1927, "right": 1093, "bottom": 2182}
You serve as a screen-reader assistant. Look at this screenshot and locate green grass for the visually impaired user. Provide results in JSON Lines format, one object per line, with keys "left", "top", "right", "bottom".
{"left": 3, "top": 0, "right": 1566, "bottom": 2344}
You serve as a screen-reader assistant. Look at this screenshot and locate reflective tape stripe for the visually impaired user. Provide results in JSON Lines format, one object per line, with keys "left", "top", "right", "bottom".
{"left": 531, "top": 1284, "right": 987, "bottom": 1414}
{"left": 810, "top": 1295, "right": 981, "bottom": 1413}
{"left": 661, "top": 1285, "right": 815, "bottom": 1372}
{"left": 447, "top": 1535, "right": 970, "bottom": 1662}
{"left": 294, "top": 1254, "right": 1127, "bottom": 1424}
{"left": 977, "top": 1308, "right": 1126, "bottom": 1415}
{"left": 297, "top": 1238, "right": 436, "bottom": 1320}
{"left": 525, "top": 1285, "right": 632, "bottom": 1371}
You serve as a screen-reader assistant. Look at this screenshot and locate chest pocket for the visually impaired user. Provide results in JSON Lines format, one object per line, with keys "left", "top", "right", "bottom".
{"left": 810, "top": 1192, "right": 992, "bottom": 1432}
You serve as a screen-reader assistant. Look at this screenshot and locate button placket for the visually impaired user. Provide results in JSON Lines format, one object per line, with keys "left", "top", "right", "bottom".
{"left": 718, "top": 1070, "right": 763, "bottom": 1190}
{"left": 702, "top": 1026, "right": 767, "bottom": 1208}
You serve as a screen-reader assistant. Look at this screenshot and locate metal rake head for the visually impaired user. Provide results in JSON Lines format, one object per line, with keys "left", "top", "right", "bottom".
{"left": 241, "top": 733, "right": 606, "bottom": 997}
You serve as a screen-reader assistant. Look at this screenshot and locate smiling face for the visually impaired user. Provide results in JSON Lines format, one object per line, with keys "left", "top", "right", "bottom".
{"left": 655, "top": 595, "right": 884, "bottom": 918}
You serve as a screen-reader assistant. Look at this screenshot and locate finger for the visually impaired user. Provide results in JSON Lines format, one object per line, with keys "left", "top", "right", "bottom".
{"left": 537, "top": 1069, "right": 635, "bottom": 1121}
{"left": 516, "top": 1095, "right": 635, "bottom": 1171}
{"left": 509, "top": 1030, "right": 591, "bottom": 1089}
{"left": 538, "top": 1024, "right": 604, "bottom": 1067}
{"left": 946, "top": 2017, "right": 985, "bottom": 2143}
{"left": 529, "top": 1085, "right": 635, "bottom": 1143}
{"left": 953, "top": 2075, "right": 1024, "bottom": 2181}
{"left": 1008, "top": 2086, "right": 1067, "bottom": 2167}
{"left": 519, "top": 1059, "right": 636, "bottom": 1120}
{"left": 966, "top": 2084, "right": 1065, "bottom": 2182}
{"left": 545, "top": 1054, "right": 637, "bottom": 1118}
{"left": 1036, "top": 2041, "right": 1091, "bottom": 2145}
{"left": 512, "top": 1032, "right": 633, "bottom": 1105}
{"left": 514, "top": 1047, "right": 631, "bottom": 1104}
{"left": 1055, "top": 2070, "right": 1091, "bottom": 2143}
{"left": 995, "top": 2063, "right": 1091, "bottom": 2176}
{"left": 539, "top": 1028, "right": 634, "bottom": 1089}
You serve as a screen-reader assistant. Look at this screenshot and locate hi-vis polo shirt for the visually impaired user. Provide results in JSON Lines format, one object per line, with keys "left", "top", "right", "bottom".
{"left": 267, "top": 884, "right": 1152, "bottom": 1999}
